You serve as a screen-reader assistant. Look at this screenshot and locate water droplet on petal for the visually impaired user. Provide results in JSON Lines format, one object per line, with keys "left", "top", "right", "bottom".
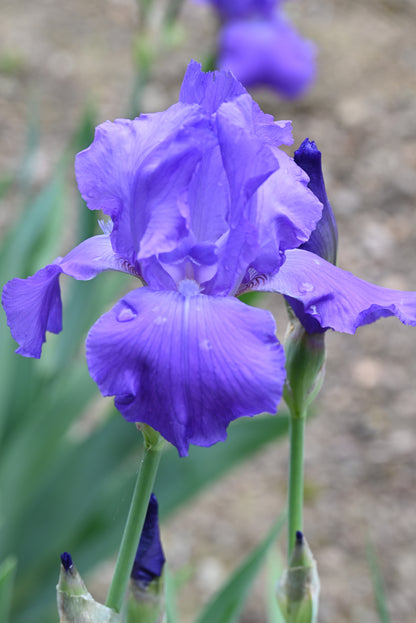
{"left": 154, "top": 316, "right": 167, "bottom": 325}
{"left": 117, "top": 303, "right": 137, "bottom": 322}
{"left": 299, "top": 282, "right": 314, "bottom": 294}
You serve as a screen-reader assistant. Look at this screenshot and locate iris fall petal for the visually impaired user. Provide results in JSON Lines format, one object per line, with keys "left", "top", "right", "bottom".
{"left": 2, "top": 235, "right": 137, "bottom": 358}
{"left": 259, "top": 248, "right": 416, "bottom": 334}
{"left": 2, "top": 265, "right": 62, "bottom": 358}
{"left": 86, "top": 285, "right": 285, "bottom": 456}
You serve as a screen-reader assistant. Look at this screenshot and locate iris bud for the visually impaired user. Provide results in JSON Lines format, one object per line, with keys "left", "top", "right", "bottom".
{"left": 283, "top": 315, "right": 326, "bottom": 418}
{"left": 295, "top": 138, "right": 338, "bottom": 266}
{"left": 123, "top": 494, "right": 165, "bottom": 623}
{"left": 57, "top": 553, "right": 120, "bottom": 623}
{"left": 277, "top": 532, "right": 320, "bottom": 623}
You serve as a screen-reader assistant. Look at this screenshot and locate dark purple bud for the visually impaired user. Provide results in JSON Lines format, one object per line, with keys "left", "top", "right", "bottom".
{"left": 131, "top": 494, "right": 165, "bottom": 586}
{"left": 60, "top": 552, "right": 73, "bottom": 572}
{"left": 295, "top": 138, "right": 338, "bottom": 265}
{"left": 295, "top": 531, "right": 303, "bottom": 545}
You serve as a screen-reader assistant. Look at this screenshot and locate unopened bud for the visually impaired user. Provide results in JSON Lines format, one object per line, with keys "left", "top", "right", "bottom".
{"left": 295, "top": 138, "right": 338, "bottom": 266}
{"left": 277, "top": 532, "right": 320, "bottom": 623}
{"left": 57, "top": 553, "right": 120, "bottom": 623}
{"left": 123, "top": 494, "right": 165, "bottom": 623}
{"left": 284, "top": 318, "right": 326, "bottom": 417}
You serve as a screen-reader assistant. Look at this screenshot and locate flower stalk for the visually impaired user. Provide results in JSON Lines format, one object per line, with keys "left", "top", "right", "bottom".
{"left": 105, "top": 427, "right": 164, "bottom": 613}
{"left": 287, "top": 413, "right": 306, "bottom": 557}
{"left": 283, "top": 316, "right": 325, "bottom": 557}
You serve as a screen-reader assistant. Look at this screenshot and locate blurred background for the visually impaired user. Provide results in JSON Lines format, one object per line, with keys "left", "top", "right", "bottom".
{"left": 1, "top": 0, "right": 416, "bottom": 622}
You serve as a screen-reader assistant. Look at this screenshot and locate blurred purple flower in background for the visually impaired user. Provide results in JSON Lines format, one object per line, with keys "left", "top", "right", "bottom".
{"left": 198, "top": 0, "right": 316, "bottom": 98}
{"left": 197, "top": 0, "right": 277, "bottom": 20}
{"left": 3, "top": 63, "right": 416, "bottom": 456}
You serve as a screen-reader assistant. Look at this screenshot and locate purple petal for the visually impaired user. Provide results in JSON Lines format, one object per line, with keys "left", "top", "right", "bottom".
{"left": 2, "top": 265, "right": 62, "bottom": 358}
{"left": 235, "top": 150, "right": 323, "bottom": 293}
{"left": 187, "top": 146, "right": 229, "bottom": 244}
{"left": 1, "top": 235, "right": 136, "bottom": 358}
{"left": 295, "top": 138, "right": 338, "bottom": 265}
{"left": 75, "top": 104, "right": 212, "bottom": 266}
{"left": 58, "top": 234, "right": 141, "bottom": 280}
{"left": 218, "top": 15, "right": 316, "bottom": 99}
{"left": 202, "top": 93, "right": 287, "bottom": 296}
{"left": 257, "top": 248, "right": 416, "bottom": 334}
{"left": 216, "top": 94, "right": 280, "bottom": 205}
{"left": 256, "top": 150, "right": 323, "bottom": 253}
{"left": 179, "top": 60, "right": 246, "bottom": 113}
{"left": 132, "top": 493, "right": 165, "bottom": 585}
{"left": 86, "top": 285, "right": 285, "bottom": 456}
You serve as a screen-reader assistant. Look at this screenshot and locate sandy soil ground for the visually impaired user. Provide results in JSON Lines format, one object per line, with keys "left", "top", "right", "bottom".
{"left": 1, "top": 1, "right": 416, "bottom": 621}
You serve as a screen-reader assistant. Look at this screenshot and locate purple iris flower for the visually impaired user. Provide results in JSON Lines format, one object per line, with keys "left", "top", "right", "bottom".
{"left": 3, "top": 62, "right": 416, "bottom": 456}
{"left": 131, "top": 494, "right": 165, "bottom": 586}
{"left": 218, "top": 14, "right": 316, "bottom": 99}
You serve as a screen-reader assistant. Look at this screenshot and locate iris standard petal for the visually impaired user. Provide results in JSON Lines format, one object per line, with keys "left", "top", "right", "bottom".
{"left": 179, "top": 60, "right": 246, "bottom": 114}
{"left": 1, "top": 235, "right": 137, "bottom": 358}
{"left": 216, "top": 93, "right": 279, "bottom": 206}
{"left": 202, "top": 93, "right": 283, "bottom": 296}
{"left": 218, "top": 16, "right": 316, "bottom": 99}
{"left": 234, "top": 150, "right": 323, "bottom": 294}
{"left": 86, "top": 283, "right": 285, "bottom": 456}
{"left": 257, "top": 248, "right": 416, "bottom": 334}
{"left": 75, "top": 105, "right": 212, "bottom": 266}
{"left": 256, "top": 150, "right": 323, "bottom": 253}
{"left": 187, "top": 145, "right": 229, "bottom": 243}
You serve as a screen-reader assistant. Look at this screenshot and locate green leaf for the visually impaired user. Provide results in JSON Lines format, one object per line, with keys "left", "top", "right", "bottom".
{"left": 194, "top": 514, "right": 285, "bottom": 623}
{"left": 157, "top": 413, "right": 289, "bottom": 519}
{"left": 366, "top": 540, "right": 391, "bottom": 623}
{"left": 9, "top": 415, "right": 137, "bottom": 623}
{"left": 0, "top": 556, "right": 17, "bottom": 623}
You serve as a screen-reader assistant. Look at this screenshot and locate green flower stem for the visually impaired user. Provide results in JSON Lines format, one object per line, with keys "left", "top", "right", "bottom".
{"left": 105, "top": 437, "right": 163, "bottom": 613}
{"left": 287, "top": 411, "right": 306, "bottom": 559}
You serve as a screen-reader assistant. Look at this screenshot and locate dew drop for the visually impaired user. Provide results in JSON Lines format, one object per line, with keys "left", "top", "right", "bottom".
{"left": 299, "top": 282, "right": 314, "bottom": 294}
{"left": 154, "top": 316, "right": 167, "bottom": 325}
{"left": 117, "top": 304, "right": 137, "bottom": 322}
